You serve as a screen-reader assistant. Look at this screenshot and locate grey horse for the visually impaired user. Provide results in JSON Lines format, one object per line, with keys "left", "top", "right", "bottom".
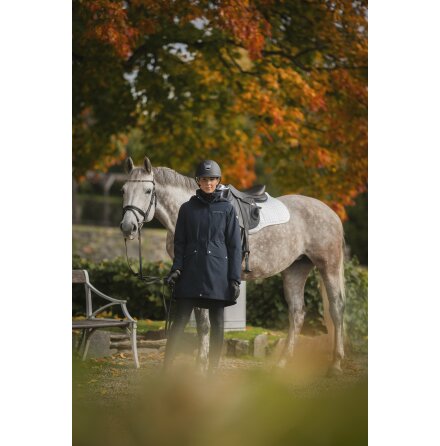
{"left": 120, "top": 156, "right": 346, "bottom": 375}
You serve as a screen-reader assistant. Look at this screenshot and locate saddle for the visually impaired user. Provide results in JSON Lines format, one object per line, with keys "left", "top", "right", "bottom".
{"left": 221, "top": 184, "right": 268, "bottom": 273}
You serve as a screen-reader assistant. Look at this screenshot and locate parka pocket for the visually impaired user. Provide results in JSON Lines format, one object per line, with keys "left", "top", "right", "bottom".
{"left": 206, "top": 244, "right": 228, "bottom": 260}
{"left": 183, "top": 246, "right": 198, "bottom": 273}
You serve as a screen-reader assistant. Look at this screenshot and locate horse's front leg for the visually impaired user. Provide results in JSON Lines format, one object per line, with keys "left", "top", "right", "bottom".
{"left": 194, "top": 307, "right": 210, "bottom": 373}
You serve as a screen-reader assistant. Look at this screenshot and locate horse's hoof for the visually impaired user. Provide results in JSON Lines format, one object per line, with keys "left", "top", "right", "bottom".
{"left": 326, "top": 364, "right": 343, "bottom": 377}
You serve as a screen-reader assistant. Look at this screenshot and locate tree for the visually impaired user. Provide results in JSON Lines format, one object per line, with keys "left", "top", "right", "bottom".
{"left": 73, "top": 0, "right": 367, "bottom": 219}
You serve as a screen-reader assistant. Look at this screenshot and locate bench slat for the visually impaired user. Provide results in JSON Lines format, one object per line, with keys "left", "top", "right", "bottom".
{"left": 73, "top": 270, "right": 87, "bottom": 284}
{"left": 72, "top": 319, "right": 131, "bottom": 329}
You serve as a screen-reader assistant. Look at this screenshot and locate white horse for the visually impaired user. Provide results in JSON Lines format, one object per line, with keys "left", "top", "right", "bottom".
{"left": 120, "top": 157, "right": 346, "bottom": 375}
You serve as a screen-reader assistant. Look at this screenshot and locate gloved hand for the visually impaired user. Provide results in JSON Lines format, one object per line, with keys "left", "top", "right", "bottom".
{"left": 165, "top": 269, "right": 181, "bottom": 287}
{"left": 229, "top": 280, "right": 241, "bottom": 301}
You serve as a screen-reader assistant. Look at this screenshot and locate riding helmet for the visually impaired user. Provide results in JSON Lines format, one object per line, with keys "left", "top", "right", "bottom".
{"left": 195, "top": 160, "right": 222, "bottom": 179}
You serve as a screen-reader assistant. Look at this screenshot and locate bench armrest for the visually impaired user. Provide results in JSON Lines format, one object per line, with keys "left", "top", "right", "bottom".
{"left": 87, "top": 283, "right": 127, "bottom": 304}
{"left": 84, "top": 283, "right": 135, "bottom": 323}
{"left": 88, "top": 302, "right": 136, "bottom": 323}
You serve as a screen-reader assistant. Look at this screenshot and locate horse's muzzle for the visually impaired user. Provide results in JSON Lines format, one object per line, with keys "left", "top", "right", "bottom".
{"left": 120, "top": 221, "right": 137, "bottom": 239}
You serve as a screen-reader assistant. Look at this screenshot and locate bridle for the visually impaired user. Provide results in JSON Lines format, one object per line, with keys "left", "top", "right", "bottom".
{"left": 121, "top": 177, "right": 174, "bottom": 333}
{"left": 122, "top": 178, "right": 158, "bottom": 282}
{"left": 123, "top": 180, "right": 157, "bottom": 228}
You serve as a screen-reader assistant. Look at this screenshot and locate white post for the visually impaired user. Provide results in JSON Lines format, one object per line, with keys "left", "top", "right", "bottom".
{"left": 189, "top": 281, "right": 246, "bottom": 331}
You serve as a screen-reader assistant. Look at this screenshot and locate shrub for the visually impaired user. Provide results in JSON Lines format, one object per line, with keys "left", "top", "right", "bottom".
{"left": 343, "top": 257, "right": 368, "bottom": 349}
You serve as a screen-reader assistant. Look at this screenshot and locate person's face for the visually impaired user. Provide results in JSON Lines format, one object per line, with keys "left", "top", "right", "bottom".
{"left": 198, "top": 176, "right": 220, "bottom": 193}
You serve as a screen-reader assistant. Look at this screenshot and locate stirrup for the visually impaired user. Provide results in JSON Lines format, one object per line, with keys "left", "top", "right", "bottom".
{"left": 244, "top": 252, "right": 252, "bottom": 273}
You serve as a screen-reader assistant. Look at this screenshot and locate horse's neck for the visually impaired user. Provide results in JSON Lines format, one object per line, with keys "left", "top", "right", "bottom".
{"left": 155, "top": 182, "right": 196, "bottom": 232}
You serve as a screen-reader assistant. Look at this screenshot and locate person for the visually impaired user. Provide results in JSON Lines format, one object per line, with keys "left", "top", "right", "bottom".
{"left": 163, "top": 160, "right": 242, "bottom": 374}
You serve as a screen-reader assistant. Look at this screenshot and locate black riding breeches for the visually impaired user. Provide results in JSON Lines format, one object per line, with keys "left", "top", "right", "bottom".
{"left": 163, "top": 298, "right": 225, "bottom": 370}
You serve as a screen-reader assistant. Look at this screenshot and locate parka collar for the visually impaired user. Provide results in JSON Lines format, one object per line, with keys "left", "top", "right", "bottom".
{"left": 194, "top": 187, "right": 224, "bottom": 205}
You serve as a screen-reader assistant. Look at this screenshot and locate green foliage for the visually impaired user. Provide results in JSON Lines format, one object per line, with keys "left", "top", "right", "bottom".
{"left": 344, "top": 192, "right": 368, "bottom": 265}
{"left": 343, "top": 257, "right": 368, "bottom": 350}
{"left": 72, "top": 255, "right": 172, "bottom": 320}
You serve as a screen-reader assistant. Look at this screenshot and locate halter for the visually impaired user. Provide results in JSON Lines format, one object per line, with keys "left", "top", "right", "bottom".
{"left": 122, "top": 180, "right": 157, "bottom": 229}
{"left": 122, "top": 179, "right": 158, "bottom": 280}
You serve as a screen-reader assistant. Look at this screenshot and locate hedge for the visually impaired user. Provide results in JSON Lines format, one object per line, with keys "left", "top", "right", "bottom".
{"left": 246, "top": 256, "right": 368, "bottom": 349}
{"left": 73, "top": 255, "right": 367, "bottom": 346}
{"left": 73, "top": 256, "right": 171, "bottom": 320}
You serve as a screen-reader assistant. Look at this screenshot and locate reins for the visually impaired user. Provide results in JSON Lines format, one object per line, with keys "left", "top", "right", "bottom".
{"left": 122, "top": 178, "right": 174, "bottom": 334}
{"left": 122, "top": 179, "right": 157, "bottom": 282}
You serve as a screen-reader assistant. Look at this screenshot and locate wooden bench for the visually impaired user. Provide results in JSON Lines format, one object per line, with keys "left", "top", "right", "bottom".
{"left": 72, "top": 269, "right": 139, "bottom": 368}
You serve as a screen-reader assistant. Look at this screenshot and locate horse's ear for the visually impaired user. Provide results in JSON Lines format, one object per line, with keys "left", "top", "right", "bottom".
{"left": 125, "top": 157, "right": 134, "bottom": 174}
{"left": 144, "top": 156, "right": 152, "bottom": 174}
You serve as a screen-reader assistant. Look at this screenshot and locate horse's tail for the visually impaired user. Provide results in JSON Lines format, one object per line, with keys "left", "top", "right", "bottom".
{"left": 318, "top": 233, "right": 346, "bottom": 341}
{"left": 319, "top": 234, "right": 346, "bottom": 302}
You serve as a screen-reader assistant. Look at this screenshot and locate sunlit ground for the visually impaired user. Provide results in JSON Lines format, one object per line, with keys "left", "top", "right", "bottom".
{"left": 73, "top": 340, "right": 367, "bottom": 446}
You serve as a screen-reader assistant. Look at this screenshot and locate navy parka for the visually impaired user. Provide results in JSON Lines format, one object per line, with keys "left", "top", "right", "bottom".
{"left": 171, "top": 187, "right": 242, "bottom": 305}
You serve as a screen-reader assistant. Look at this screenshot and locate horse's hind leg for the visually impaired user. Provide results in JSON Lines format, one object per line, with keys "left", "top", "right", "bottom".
{"left": 278, "top": 256, "right": 314, "bottom": 368}
{"left": 194, "top": 307, "right": 210, "bottom": 373}
{"left": 320, "top": 266, "right": 345, "bottom": 376}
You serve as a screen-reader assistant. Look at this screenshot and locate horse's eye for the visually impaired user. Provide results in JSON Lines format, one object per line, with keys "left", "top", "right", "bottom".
{"left": 146, "top": 189, "right": 151, "bottom": 194}
{"left": 121, "top": 188, "right": 125, "bottom": 194}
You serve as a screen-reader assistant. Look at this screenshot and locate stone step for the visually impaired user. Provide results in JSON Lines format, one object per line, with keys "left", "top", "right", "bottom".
{"left": 110, "top": 333, "right": 130, "bottom": 341}
{"left": 110, "top": 330, "right": 167, "bottom": 342}
{"left": 226, "top": 339, "right": 250, "bottom": 356}
{"left": 111, "top": 339, "right": 167, "bottom": 350}
{"left": 111, "top": 336, "right": 269, "bottom": 358}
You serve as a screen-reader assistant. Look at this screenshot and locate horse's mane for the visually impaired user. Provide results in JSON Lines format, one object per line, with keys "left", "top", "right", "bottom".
{"left": 153, "top": 166, "right": 198, "bottom": 191}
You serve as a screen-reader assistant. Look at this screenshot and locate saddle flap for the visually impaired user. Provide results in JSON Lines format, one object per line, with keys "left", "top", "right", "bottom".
{"left": 220, "top": 187, "right": 261, "bottom": 230}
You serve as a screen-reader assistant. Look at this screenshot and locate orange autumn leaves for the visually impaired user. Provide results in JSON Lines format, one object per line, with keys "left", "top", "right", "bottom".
{"left": 218, "top": 0, "right": 272, "bottom": 60}
{"left": 81, "top": 0, "right": 139, "bottom": 58}
{"left": 73, "top": 0, "right": 367, "bottom": 220}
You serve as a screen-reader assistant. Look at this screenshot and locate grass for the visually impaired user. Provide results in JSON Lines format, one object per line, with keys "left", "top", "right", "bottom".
{"left": 225, "top": 326, "right": 286, "bottom": 342}
{"left": 135, "top": 319, "right": 167, "bottom": 332}
{"left": 134, "top": 319, "right": 287, "bottom": 342}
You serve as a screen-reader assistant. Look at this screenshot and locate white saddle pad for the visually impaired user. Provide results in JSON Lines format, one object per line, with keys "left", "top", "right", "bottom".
{"left": 248, "top": 193, "right": 290, "bottom": 234}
